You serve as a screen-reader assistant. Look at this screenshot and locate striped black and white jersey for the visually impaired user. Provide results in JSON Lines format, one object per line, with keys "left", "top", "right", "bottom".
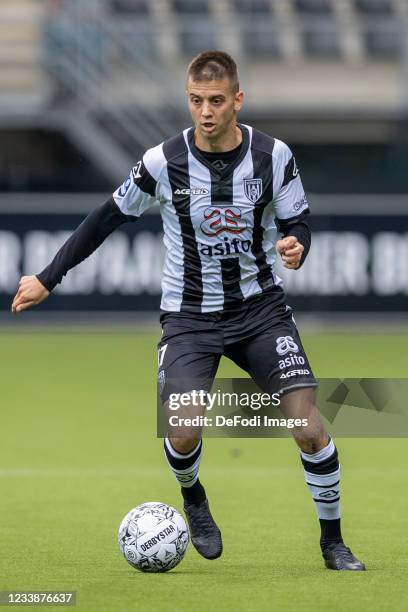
{"left": 112, "top": 124, "right": 309, "bottom": 313}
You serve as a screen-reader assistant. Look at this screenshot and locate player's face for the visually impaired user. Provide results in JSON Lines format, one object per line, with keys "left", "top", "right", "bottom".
{"left": 187, "top": 77, "right": 244, "bottom": 143}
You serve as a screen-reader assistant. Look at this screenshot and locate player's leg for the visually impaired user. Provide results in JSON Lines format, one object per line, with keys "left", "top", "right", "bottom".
{"left": 162, "top": 386, "right": 223, "bottom": 561}
{"left": 164, "top": 431, "right": 222, "bottom": 560}
{"left": 163, "top": 387, "right": 211, "bottom": 513}
{"left": 158, "top": 319, "right": 222, "bottom": 559}
{"left": 225, "top": 313, "right": 365, "bottom": 570}
{"left": 278, "top": 387, "right": 364, "bottom": 570}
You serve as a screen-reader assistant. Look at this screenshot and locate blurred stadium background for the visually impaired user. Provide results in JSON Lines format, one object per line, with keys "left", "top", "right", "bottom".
{"left": 1, "top": 0, "right": 408, "bottom": 322}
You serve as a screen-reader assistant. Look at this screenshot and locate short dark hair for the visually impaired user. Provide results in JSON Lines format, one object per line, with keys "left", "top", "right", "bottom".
{"left": 187, "top": 51, "right": 239, "bottom": 92}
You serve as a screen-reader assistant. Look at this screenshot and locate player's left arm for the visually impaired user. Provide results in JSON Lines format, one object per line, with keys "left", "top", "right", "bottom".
{"left": 273, "top": 140, "right": 311, "bottom": 270}
{"left": 276, "top": 211, "right": 311, "bottom": 270}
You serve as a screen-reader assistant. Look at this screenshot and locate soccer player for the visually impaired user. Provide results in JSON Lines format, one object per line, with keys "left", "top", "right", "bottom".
{"left": 11, "top": 51, "right": 365, "bottom": 571}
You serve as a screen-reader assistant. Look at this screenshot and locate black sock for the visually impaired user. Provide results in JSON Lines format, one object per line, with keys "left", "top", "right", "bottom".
{"left": 320, "top": 518, "right": 343, "bottom": 550}
{"left": 181, "top": 479, "right": 206, "bottom": 505}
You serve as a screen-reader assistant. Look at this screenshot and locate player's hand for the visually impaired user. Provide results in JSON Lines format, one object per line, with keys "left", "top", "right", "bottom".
{"left": 11, "top": 276, "right": 50, "bottom": 314}
{"left": 276, "top": 236, "right": 304, "bottom": 269}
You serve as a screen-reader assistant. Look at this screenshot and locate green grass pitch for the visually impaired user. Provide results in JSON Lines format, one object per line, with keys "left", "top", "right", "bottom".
{"left": 1, "top": 328, "right": 408, "bottom": 611}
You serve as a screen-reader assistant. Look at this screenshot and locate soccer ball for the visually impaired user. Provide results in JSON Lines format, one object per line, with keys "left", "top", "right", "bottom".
{"left": 118, "top": 502, "right": 189, "bottom": 573}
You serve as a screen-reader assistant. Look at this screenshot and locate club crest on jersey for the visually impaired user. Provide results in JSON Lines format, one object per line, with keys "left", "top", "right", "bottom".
{"left": 244, "top": 179, "right": 263, "bottom": 203}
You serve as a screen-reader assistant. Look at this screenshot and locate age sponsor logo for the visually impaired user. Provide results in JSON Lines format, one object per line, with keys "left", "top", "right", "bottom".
{"left": 318, "top": 490, "right": 339, "bottom": 499}
{"left": 132, "top": 160, "right": 143, "bottom": 180}
{"left": 158, "top": 370, "right": 166, "bottom": 394}
{"left": 198, "top": 236, "right": 251, "bottom": 257}
{"left": 200, "top": 206, "right": 247, "bottom": 237}
{"left": 278, "top": 353, "right": 306, "bottom": 369}
{"left": 275, "top": 336, "right": 299, "bottom": 356}
{"left": 174, "top": 187, "right": 209, "bottom": 195}
{"left": 280, "top": 368, "right": 310, "bottom": 379}
{"left": 293, "top": 194, "right": 308, "bottom": 212}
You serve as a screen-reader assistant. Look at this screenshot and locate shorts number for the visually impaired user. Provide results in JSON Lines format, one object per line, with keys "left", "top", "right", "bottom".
{"left": 158, "top": 344, "right": 168, "bottom": 367}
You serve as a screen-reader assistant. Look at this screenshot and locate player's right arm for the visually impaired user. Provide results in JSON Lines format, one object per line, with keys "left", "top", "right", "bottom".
{"left": 11, "top": 197, "right": 134, "bottom": 313}
{"left": 11, "top": 154, "right": 162, "bottom": 314}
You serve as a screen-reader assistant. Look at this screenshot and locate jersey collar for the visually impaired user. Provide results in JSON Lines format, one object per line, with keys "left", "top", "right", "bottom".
{"left": 187, "top": 124, "right": 250, "bottom": 178}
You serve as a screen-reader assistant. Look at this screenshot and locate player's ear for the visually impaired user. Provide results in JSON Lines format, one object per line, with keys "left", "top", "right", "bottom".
{"left": 234, "top": 90, "right": 244, "bottom": 112}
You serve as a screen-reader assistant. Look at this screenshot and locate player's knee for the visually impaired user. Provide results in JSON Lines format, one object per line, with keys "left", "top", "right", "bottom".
{"left": 169, "top": 436, "right": 201, "bottom": 455}
{"left": 288, "top": 398, "right": 328, "bottom": 451}
{"left": 292, "top": 417, "right": 329, "bottom": 453}
{"left": 294, "top": 435, "right": 329, "bottom": 454}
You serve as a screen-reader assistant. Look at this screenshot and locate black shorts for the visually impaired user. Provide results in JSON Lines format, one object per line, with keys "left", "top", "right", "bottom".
{"left": 157, "top": 288, "right": 317, "bottom": 402}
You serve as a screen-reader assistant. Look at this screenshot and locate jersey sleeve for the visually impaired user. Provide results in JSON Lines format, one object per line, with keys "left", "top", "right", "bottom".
{"left": 36, "top": 197, "right": 133, "bottom": 292}
{"left": 272, "top": 139, "right": 309, "bottom": 221}
{"left": 112, "top": 144, "right": 164, "bottom": 217}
